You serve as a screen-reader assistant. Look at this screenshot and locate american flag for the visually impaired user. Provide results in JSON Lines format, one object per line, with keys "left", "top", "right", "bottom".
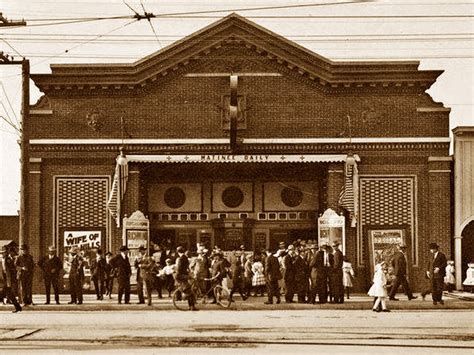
{"left": 338, "top": 159, "right": 359, "bottom": 227}
{"left": 107, "top": 152, "right": 128, "bottom": 227}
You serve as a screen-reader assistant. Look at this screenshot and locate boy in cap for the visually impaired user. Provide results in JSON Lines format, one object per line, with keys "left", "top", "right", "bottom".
{"left": 38, "top": 246, "right": 63, "bottom": 304}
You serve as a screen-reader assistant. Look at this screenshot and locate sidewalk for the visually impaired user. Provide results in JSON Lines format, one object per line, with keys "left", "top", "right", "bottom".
{"left": 1, "top": 291, "right": 473, "bottom": 311}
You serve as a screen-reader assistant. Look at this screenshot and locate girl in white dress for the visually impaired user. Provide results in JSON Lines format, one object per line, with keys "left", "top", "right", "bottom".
{"left": 368, "top": 261, "right": 390, "bottom": 312}
{"left": 342, "top": 257, "right": 355, "bottom": 299}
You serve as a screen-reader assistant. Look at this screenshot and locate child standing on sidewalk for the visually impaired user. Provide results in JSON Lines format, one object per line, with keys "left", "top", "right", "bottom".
{"left": 444, "top": 260, "right": 455, "bottom": 292}
{"left": 342, "top": 256, "right": 355, "bottom": 299}
{"left": 368, "top": 261, "right": 390, "bottom": 312}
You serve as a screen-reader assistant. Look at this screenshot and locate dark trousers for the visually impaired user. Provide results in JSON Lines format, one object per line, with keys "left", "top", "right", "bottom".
{"left": 164, "top": 275, "right": 174, "bottom": 296}
{"left": 69, "top": 275, "right": 83, "bottom": 303}
{"left": 316, "top": 268, "right": 330, "bottom": 303}
{"left": 117, "top": 278, "right": 130, "bottom": 304}
{"left": 431, "top": 277, "right": 444, "bottom": 302}
{"left": 137, "top": 278, "right": 145, "bottom": 303}
{"left": 230, "top": 279, "right": 247, "bottom": 301}
{"left": 4, "top": 286, "right": 21, "bottom": 311}
{"left": 20, "top": 275, "right": 33, "bottom": 305}
{"left": 266, "top": 279, "right": 280, "bottom": 303}
{"left": 105, "top": 277, "right": 114, "bottom": 296}
{"left": 284, "top": 279, "right": 294, "bottom": 303}
{"left": 92, "top": 276, "right": 105, "bottom": 300}
{"left": 154, "top": 276, "right": 163, "bottom": 298}
{"left": 389, "top": 275, "right": 413, "bottom": 299}
{"left": 44, "top": 275, "right": 60, "bottom": 303}
{"left": 330, "top": 271, "right": 344, "bottom": 303}
{"left": 145, "top": 278, "right": 155, "bottom": 305}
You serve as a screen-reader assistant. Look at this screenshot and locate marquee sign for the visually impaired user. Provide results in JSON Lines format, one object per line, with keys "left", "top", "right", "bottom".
{"left": 128, "top": 154, "right": 356, "bottom": 164}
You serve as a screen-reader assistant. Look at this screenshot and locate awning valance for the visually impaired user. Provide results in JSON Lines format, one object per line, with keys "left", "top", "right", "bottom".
{"left": 127, "top": 154, "right": 360, "bottom": 164}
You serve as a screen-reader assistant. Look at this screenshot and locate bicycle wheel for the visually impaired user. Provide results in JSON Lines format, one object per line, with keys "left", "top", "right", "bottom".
{"left": 172, "top": 288, "right": 189, "bottom": 311}
{"left": 214, "top": 285, "right": 231, "bottom": 308}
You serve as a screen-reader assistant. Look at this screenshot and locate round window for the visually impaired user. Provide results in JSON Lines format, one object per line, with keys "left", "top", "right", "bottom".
{"left": 221, "top": 186, "right": 244, "bottom": 208}
{"left": 164, "top": 187, "right": 186, "bottom": 209}
{"left": 281, "top": 186, "right": 304, "bottom": 207}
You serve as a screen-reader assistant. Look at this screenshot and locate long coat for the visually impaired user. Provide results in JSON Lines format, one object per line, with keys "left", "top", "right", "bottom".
{"left": 428, "top": 251, "right": 447, "bottom": 279}
{"left": 265, "top": 254, "right": 282, "bottom": 282}
{"left": 391, "top": 251, "right": 408, "bottom": 277}
{"left": 38, "top": 255, "right": 63, "bottom": 279}
{"left": 111, "top": 254, "right": 131, "bottom": 282}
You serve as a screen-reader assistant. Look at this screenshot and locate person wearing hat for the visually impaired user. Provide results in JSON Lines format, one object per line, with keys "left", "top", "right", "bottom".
{"left": 282, "top": 245, "right": 296, "bottom": 303}
{"left": 38, "top": 246, "right": 63, "bottom": 304}
{"left": 68, "top": 246, "right": 85, "bottom": 304}
{"left": 111, "top": 246, "right": 132, "bottom": 304}
{"left": 264, "top": 248, "right": 282, "bottom": 305}
{"left": 175, "top": 246, "right": 197, "bottom": 310}
{"left": 104, "top": 252, "right": 115, "bottom": 299}
{"left": 134, "top": 246, "right": 147, "bottom": 304}
{"left": 388, "top": 243, "right": 417, "bottom": 301}
{"left": 1, "top": 245, "right": 22, "bottom": 312}
{"left": 330, "top": 242, "right": 344, "bottom": 304}
{"left": 427, "top": 242, "right": 447, "bottom": 305}
{"left": 15, "top": 244, "right": 35, "bottom": 306}
{"left": 90, "top": 249, "right": 107, "bottom": 301}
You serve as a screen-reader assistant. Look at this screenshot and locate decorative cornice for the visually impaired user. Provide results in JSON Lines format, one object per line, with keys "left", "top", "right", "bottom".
{"left": 30, "top": 14, "right": 442, "bottom": 94}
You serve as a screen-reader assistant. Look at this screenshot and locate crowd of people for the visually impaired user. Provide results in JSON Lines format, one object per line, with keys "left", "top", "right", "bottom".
{"left": 0, "top": 239, "right": 455, "bottom": 313}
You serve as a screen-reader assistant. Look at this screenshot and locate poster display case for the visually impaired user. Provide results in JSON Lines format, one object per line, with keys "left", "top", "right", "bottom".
{"left": 368, "top": 229, "right": 405, "bottom": 274}
{"left": 318, "top": 208, "right": 345, "bottom": 254}
{"left": 122, "top": 211, "right": 150, "bottom": 284}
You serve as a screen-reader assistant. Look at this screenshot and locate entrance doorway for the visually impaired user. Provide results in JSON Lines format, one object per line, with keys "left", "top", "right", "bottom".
{"left": 269, "top": 228, "right": 317, "bottom": 250}
{"left": 462, "top": 221, "right": 474, "bottom": 283}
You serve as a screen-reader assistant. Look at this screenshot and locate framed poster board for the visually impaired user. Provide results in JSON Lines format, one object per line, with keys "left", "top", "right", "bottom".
{"left": 254, "top": 232, "right": 267, "bottom": 252}
{"left": 318, "top": 208, "right": 345, "bottom": 254}
{"left": 369, "top": 229, "right": 405, "bottom": 274}
{"left": 62, "top": 230, "right": 103, "bottom": 279}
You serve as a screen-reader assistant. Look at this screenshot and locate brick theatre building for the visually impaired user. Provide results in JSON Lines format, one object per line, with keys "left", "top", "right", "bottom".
{"left": 26, "top": 14, "right": 452, "bottom": 291}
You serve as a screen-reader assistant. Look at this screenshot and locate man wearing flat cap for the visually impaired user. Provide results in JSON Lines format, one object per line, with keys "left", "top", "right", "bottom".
{"left": 389, "top": 243, "right": 417, "bottom": 301}
{"left": 15, "top": 244, "right": 35, "bottom": 306}
{"left": 111, "top": 246, "right": 132, "bottom": 304}
{"left": 427, "top": 242, "right": 447, "bottom": 305}
{"left": 38, "top": 246, "right": 62, "bottom": 304}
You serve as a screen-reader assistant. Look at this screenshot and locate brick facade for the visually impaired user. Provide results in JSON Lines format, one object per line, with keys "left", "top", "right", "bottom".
{"left": 26, "top": 14, "right": 452, "bottom": 292}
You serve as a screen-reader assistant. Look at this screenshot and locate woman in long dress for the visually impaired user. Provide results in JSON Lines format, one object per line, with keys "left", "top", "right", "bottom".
{"left": 342, "top": 257, "right": 355, "bottom": 299}
{"left": 368, "top": 261, "right": 390, "bottom": 312}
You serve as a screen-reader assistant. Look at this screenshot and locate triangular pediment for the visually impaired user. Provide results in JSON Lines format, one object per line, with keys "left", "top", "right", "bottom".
{"left": 31, "top": 13, "right": 442, "bottom": 92}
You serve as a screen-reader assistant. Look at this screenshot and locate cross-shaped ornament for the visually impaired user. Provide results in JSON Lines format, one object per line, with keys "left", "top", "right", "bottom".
{"left": 185, "top": 72, "right": 281, "bottom": 152}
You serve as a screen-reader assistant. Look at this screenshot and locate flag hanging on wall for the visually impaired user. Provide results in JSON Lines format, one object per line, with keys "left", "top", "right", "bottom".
{"left": 107, "top": 150, "right": 128, "bottom": 227}
{"left": 338, "top": 155, "right": 359, "bottom": 227}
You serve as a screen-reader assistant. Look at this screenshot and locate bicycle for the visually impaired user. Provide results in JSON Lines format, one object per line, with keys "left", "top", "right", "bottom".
{"left": 172, "top": 274, "right": 231, "bottom": 311}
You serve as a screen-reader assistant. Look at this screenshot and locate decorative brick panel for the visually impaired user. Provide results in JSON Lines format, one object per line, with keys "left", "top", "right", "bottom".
{"left": 56, "top": 178, "right": 108, "bottom": 228}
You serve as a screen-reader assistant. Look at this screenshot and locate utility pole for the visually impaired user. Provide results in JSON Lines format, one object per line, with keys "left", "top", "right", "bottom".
{"left": 1, "top": 15, "right": 28, "bottom": 247}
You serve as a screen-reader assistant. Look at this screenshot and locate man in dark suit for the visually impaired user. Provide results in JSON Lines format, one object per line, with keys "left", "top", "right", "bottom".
{"left": 68, "top": 247, "right": 84, "bottom": 304}
{"left": 314, "top": 244, "right": 333, "bottom": 304}
{"left": 264, "top": 248, "right": 282, "bottom": 304}
{"left": 282, "top": 245, "right": 296, "bottom": 303}
{"left": 104, "top": 252, "right": 114, "bottom": 298}
{"left": 1, "top": 246, "right": 22, "bottom": 312}
{"left": 15, "top": 244, "right": 35, "bottom": 306}
{"left": 90, "top": 249, "right": 106, "bottom": 300}
{"left": 427, "top": 242, "right": 447, "bottom": 305}
{"left": 307, "top": 244, "right": 319, "bottom": 304}
{"left": 175, "top": 246, "right": 197, "bottom": 310}
{"left": 112, "top": 246, "right": 132, "bottom": 304}
{"left": 38, "top": 245, "right": 62, "bottom": 304}
{"left": 389, "top": 243, "right": 417, "bottom": 301}
{"left": 330, "top": 242, "right": 344, "bottom": 304}
{"left": 134, "top": 246, "right": 147, "bottom": 304}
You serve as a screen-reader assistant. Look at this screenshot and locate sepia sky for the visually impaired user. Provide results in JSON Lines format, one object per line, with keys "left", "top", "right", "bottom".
{"left": 0, "top": 0, "right": 473, "bottom": 215}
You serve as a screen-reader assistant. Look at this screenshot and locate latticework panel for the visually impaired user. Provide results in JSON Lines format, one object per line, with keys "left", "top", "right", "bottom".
{"left": 361, "top": 178, "right": 413, "bottom": 226}
{"left": 57, "top": 178, "right": 108, "bottom": 228}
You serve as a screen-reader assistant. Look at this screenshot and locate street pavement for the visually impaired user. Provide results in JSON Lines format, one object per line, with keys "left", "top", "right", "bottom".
{"left": 0, "top": 293, "right": 473, "bottom": 354}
